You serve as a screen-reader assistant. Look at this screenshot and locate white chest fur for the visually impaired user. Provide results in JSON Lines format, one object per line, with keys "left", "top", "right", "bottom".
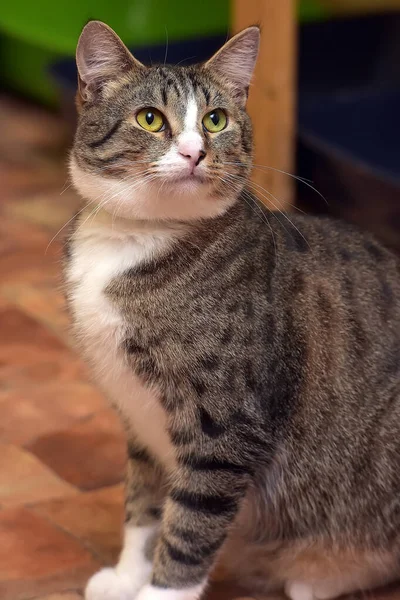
{"left": 66, "top": 213, "right": 184, "bottom": 469}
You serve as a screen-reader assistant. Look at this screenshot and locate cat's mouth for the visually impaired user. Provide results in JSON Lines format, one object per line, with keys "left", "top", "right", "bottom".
{"left": 167, "top": 172, "right": 208, "bottom": 185}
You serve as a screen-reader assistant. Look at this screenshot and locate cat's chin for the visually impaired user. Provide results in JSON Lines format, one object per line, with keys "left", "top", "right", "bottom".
{"left": 163, "top": 174, "right": 207, "bottom": 195}
{"left": 70, "top": 157, "right": 236, "bottom": 222}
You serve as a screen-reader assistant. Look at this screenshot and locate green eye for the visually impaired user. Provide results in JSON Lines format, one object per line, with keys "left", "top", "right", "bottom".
{"left": 136, "top": 108, "right": 165, "bottom": 132}
{"left": 202, "top": 109, "right": 227, "bottom": 133}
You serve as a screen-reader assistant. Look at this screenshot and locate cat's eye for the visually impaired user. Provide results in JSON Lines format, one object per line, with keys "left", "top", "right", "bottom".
{"left": 136, "top": 108, "right": 165, "bottom": 132}
{"left": 202, "top": 109, "right": 227, "bottom": 133}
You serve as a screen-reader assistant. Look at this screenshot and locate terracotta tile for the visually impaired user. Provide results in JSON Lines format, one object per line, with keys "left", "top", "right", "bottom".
{"left": 0, "top": 224, "right": 20, "bottom": 256}
{"left": 0, "top": 443, "right": 78, "bottom": 506}
{"left": 0, "top": 247, "right": 59, "bottom": 286}
{"left": 27, "top": 410, "right": 126, "bottom": 490}
{"left": 0, "top": 307, "right": 66, "bottom": 348}
{"left": 0, "top": 95, "right": 68, "bottom": 207}
{"left": 33, "top": 484, "right": 124, "bottom": 563}
{"left": 0, "top": 308, "right": 85, "bottom": 391}
{"left": 33, "top": 594, "right": 83, "bottom": 600}
{"left": 0, "top": 93, "right": 67, "bottom": 150}
{"left": 0, "top": 294, "right": 12, "bottom": 311}
{"left": 205, "top": 582, "right": 257, "bottom": 600}
{"left": 0, "top": 359, "right": 85, "bottom": 393}
{"left": 0, "top": 507, "right": 99, "bottom": 600}
{"left": 0, "top": 283, "right": 70, "bottom": 343}
{"left": 0, "top": 217, "right": 62, "bottom": 286}
{"left": 1, "top": 567, "right": 91, "bottom": 600}
{"left": 0, "top": 162, "right": 66, "bottom": 204}
{"left": 0, "top": 217, "right": 55, "bottom": 253}
{"left": 4, "top": 188, "right": 81, "bottom": 233}
{"left": 0, "top": 382, "right": 106, "bottom": 445}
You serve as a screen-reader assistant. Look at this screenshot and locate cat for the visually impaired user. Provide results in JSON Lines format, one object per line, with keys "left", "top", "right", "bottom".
{"left": 65, "top": 20, "right": 400, "bottom": 600}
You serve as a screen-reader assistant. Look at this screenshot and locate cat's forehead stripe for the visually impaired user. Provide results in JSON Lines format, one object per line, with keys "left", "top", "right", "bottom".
{"left": 157, "top": 68, "right": 211, "bottom": 106}
{"left": 177, "top": 95, "right": 203, "bottom": 149}
{"left": 183, "top": 97, "right": 199, "bottom": 134}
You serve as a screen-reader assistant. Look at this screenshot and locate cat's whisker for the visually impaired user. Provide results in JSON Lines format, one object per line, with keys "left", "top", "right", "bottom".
{"left": 218, "top": 166, "right": 307, "bottom": 216}
{"left": 73, "top": 200, "right": 107, "bottom": 237}
{"left": 76, "top": 195, "right": 116, "bottom": 233}
{"left": 243, "top": 177, "right": 308, "bottom": 216}
{"left": 46, "top": 171, "right": 138, "bottom": 254}
{"left": 78, "top": 174, "right": 146, "bottom": 231}
{"left": 242, "top": 189, "right": 278, "bottom": 257}
{"left": 249, "top": 186, "right": 310, "bottom": 252}
{"left": 244, "top": 183, "right": 310, "bottom": 250}
{"left": 216, "top": 175, "right": 274, "bottom": 238}
{"left": 174, "top": 55, "right": 197, "bottom": 67}
{"left": 83, "top": 200, "right": 108, "bottom": 231}
{"left": 104, "top": 171, "right": 158, "bottom": 227}
{"left": 60, "top": 180, "right": 73, "bottom": 196}
{"left": 222, "top": 177, "right": 297, "bottom": 252}
{"left": 51, "top": 169, "right": 144, "bottom": 246}
{"left": 45, "top": 202, "right": 91, "bottom": 255}
{"left": 222, "top": 160, "right": 328, "bottom": 205}
{"left": 251, "top": 162, "right": 314, "bottom": 184}
{"left": 163, "top": 26, "right": 169, "bottom": 66}
{"left": 225, "top": 172, "right": 311, "bottom": 251}
{"left": 155, "top": 172, "right": 169, "bottom": 207}
{"left": 111, "top": 172, "right": 161, "bottom": 228}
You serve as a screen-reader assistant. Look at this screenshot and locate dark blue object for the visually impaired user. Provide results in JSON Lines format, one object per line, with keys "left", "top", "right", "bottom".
{"left": 296, "top": 14, "right": 400, "bottom": 250}
{"left": 297, "top": 14, "right": 400, "bottom": 186}
{"left": 299, "top": 89, "right": 400, "bottom": 185}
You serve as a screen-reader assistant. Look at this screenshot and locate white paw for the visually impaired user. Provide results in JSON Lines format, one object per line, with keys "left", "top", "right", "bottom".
{"left": 285, "top": 581, "right": 315, "bottom": 600}
{"left": 135, "top": 582, "right": 206, "bottom": 600}
{"left": 85, "top": 568, "right": 142, "bottom": 600}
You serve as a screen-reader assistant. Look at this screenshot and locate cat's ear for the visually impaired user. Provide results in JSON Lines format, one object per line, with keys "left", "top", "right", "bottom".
{"left": 76, "top": 20, "right": 145, "bottom": 102}
{"left": 204, "top": 27, "right": 260, "bottom": 105}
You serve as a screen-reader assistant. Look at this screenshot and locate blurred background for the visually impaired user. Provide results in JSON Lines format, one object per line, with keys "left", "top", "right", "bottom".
{"left": 1, "top": 2, "right": 400, "bottom": 600}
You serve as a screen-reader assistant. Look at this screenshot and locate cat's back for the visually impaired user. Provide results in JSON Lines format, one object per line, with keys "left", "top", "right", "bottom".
{"left": 267, "top": 209, "right": 400, "bottom": 287}
{"left": 254, "top": 207, "right": 400, "bottom": 330}
{"left": 262, "top": 207, "right": 400, "bottom": 377}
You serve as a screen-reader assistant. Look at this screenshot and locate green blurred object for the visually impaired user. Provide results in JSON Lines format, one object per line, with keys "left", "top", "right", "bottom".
{"left": 0, "top": 0, "right": 333, "bottom": 106}
{"left": 0, "top": 0, "right": 230, "bottom": 105}
{"left": 299, "top": 0, "right": 329, "bottom": 22}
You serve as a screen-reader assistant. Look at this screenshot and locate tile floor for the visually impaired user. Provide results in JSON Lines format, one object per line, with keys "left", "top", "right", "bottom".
{"left": 0, "top": 93, "right": 399, "bottom": 600}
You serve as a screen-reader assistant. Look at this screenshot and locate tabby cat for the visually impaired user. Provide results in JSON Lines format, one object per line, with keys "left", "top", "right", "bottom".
{"left": 65, "top": 20, "right": 400, "bottom": 600}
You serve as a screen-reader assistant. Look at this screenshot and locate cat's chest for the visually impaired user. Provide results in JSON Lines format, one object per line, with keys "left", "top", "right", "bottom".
{"left": 66, "top": 231, "right": 176, "bottom": 469}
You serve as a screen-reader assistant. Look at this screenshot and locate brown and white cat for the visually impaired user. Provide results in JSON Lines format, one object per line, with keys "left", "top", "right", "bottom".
{"left": 65, "top": 20, "right": 400, "bottom": 600}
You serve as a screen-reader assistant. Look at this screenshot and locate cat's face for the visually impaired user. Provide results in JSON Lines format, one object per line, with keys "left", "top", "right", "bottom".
{"left": 71, "top": 21, "right": 259, "bottom": 221}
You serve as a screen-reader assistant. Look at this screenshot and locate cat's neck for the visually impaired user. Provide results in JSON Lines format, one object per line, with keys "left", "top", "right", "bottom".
{"left": 70, "top": 201, "right": 247, "bottom": 271}
{"left": 72, "top": 205, "right": 193, "bottom": 244}
{"left": 68, "top": 206, "right": 196, "bottom": 284}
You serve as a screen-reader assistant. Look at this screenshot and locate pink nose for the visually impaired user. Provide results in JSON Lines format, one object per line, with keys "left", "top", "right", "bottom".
{"left": 178, "top": 139, "right": 206, "bottom": 167}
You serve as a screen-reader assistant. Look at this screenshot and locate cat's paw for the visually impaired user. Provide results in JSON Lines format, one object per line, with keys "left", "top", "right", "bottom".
{"left": 135, "top": 582, "right": 205, "bottom": 600}
{"left": 285, "top": 581, "right": 315, "bottom": 600}
{"left": 85, "top": 568, "right": 141, "bottom": 600}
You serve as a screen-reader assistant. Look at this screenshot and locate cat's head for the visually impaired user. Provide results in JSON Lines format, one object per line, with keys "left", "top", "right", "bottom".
{"left": 70, "top": 21, "right": 259, "bottom": 221}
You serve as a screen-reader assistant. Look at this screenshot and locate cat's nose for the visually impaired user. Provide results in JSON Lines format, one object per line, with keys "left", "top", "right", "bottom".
{"left": 178, "top": 140, "right": 206, "bottom": 168}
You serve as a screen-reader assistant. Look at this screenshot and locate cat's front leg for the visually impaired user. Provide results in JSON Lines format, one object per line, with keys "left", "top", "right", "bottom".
{"left": 135, "top": 450, "right": 251, "bottom": 600}
{"left": 86, "top": 442, "right": 165, "bottom": 600}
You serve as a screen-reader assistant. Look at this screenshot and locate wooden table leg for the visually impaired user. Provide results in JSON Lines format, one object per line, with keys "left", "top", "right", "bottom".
{"left": 232, "top": 0, "right": 297, "bottom": 210}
